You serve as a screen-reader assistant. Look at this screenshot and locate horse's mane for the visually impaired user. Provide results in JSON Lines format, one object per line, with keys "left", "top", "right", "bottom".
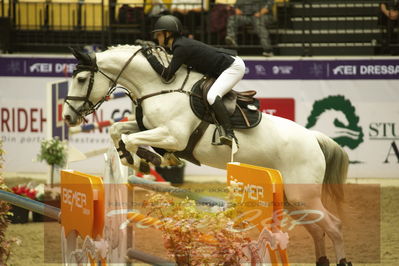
{"left": 106, "top": 44, "right": 140, "bottom": 51}
{"left": 104, "top": 44, "right": 171, "bottom": 63}
{"left": 103, "top": 44, "right": 194, "bottom": 82}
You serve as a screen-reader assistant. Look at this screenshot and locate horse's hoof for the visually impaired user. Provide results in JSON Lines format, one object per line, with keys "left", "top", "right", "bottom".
{"left": 316, "top": 256, "right": 330, "bottom": 266}
{"left": 139, "top": 160, "right": 151, "bottom": 174}
{"left": 337, "top": 258, "right": 352, "bottom": 266}
{"left": 136, "top": 147, "right": 162, "bottom": 166}
{"left": 117, "top": 140, "right": 134, "bottom": 164}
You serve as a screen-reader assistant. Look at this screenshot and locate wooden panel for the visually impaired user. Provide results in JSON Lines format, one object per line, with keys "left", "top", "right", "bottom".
{"left": 50, "top": 0, "right": 78, "bottom": 30}
{"left": 16, "top": 0, "right": 46, "bottom": 29}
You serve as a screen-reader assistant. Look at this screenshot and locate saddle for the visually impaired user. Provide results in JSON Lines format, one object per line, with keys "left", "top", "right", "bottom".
{"left": 190, "top": 77, "right": 262, "bottom": 129}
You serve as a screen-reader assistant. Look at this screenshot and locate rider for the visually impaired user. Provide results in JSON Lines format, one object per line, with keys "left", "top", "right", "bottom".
{"left": 141, "top": 15, "right": 245, "bottom": 147}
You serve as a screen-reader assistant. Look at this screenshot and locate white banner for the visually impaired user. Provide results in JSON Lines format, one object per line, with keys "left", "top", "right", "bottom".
{"left": 1, "top": 56, "right": 398, "bottom": 178}
{"left": 0, "top": 77, "right": 132, "bottom": 174}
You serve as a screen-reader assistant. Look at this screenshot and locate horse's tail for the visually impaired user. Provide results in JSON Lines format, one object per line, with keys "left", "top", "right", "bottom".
{"left": 313, "top": 131, "right": 349, "bottom": 204}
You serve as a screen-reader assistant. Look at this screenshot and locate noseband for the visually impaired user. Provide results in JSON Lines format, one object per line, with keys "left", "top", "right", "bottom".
{"left": 65, "top": 49, "right": 141, "bottom": 122}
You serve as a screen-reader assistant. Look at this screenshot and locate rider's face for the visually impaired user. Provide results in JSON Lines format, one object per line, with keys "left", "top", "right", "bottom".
{"left": 154, "top": 31, "right": 171, "bottom": 47}
{"left": 154, "top": 31, "right": 165, "bottom": 46}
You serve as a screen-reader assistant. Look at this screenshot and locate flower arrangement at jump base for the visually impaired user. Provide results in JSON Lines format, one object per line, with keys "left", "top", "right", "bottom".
{"left": 11, "top": 185, "right": 37, "bottom": 200}
{"left": 31, "top": 184, "right": 60, "bottom": 222}
{"left": 37, "top": 137, "right": 68, "bottom": 187}
{"left": 8, "top": 184, "right": 37, "bottom": 224}
{"left": 34, "top": 184, "right": 60, "bottom": 202}
{"left": 144, "top": 192, "right": 256, "bottom": 265}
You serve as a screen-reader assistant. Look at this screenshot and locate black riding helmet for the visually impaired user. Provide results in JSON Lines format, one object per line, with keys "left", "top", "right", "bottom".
{"left": 152, "top": 15, "right": 183, "bottom": 35}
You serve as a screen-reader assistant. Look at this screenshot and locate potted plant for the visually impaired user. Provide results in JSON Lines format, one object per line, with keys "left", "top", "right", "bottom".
{"left": 9, "top": 185, "right": 36, "bottom": 223}
{"left": 32, "top": 184, "right": 60, "bottom": 222}
{"left": 37, "top": 137, "right": 67, "bottom": 187}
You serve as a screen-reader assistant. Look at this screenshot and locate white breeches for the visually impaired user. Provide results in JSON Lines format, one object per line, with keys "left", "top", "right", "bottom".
{"left": 206, "top": 56, "right": 246, "bottom": 105}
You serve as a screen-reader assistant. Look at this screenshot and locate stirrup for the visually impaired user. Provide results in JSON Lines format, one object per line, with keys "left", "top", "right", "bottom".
{"left": 212, "top": 126, "right": 237, "bottom": 148}
{"left": 219, "top": 135, "right": 233, "bottom": 147}
{"left": 211, "top": 125, "right": 225, "bottom": 145}
{"left": 139, "top": 159, "right": 150, "bottom": 174}
{"left": 222, "top": 132, "right": 238, "bottom": 148}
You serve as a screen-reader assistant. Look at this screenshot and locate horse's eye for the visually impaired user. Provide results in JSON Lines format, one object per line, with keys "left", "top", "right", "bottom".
{"left": 77, "top": 77, "right": 86, "bottom": 83}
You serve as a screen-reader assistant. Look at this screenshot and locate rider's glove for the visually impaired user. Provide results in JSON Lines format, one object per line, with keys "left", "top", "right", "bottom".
{"left": 141, "top": 45, "right": 152, "bottom": 59}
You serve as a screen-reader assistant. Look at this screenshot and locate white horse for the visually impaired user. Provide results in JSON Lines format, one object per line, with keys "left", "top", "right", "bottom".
{"left": 63, "top": 45, "right": 351, "bottom": 265}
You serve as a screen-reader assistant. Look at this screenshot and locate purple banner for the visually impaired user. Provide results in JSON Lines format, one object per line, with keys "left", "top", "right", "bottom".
{"left": 0, "top": 57, "right": 77, "bottom": 77}
{"left": 1, "top": 56, "right": 399, "bottom": 79}
{"left": 50, "top": 81, "right": 69, "bottom": 140}
{"left": 244, "top": 59, "right": 399, "bottom": 79}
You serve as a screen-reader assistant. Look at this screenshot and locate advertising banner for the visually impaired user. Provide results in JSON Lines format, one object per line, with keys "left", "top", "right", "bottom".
{"left": 241, "top": 79, "right": 399, "bottom": 178}
{"left": 0, "top": 71, "right": 132, "bottom": 174}
{"left": 0, "top": 56, "right": 398, "bottom": 177}
{"left": 0, "top": 56, "right": 76, "bottom": 77}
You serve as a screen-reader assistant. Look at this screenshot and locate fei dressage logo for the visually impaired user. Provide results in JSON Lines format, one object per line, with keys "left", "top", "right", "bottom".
{"left": 305, "top": 95, "right": 364, "bottom": 161}
{"left": 332, "top": 63, "right": 399, "bottom": 76}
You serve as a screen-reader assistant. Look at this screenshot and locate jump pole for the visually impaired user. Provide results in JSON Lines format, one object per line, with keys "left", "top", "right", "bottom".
{"left": 127, "top": 175, "right": 227, "bottom": 207}
{"left": 0, "top": 190, "right": 60, "bottom": 221}
{"left": 126, "top": 249, "right": 174, "bottom": 266}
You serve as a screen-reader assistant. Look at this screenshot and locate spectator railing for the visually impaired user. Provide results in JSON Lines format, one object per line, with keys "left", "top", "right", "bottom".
{"left": 0, "top": 0, "right": 393, "bottom": 55}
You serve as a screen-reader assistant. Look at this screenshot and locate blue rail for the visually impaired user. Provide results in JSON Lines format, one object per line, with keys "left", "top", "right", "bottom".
{"left": 128, "top": 175, "right": 227, "bottom": 207}
{"left": 0, "top": 190, "right": 61, "bottom": 222}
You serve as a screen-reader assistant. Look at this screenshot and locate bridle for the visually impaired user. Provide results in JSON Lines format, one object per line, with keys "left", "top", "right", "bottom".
{"left": 65, "top": 49, "right": 141, "bottom": 122}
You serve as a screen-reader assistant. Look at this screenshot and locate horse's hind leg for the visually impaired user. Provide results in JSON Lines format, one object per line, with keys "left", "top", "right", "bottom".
{"left": 303, "top": 223, "right": 330, "bottom": 265}
{"left": 285, "top": 184, "right": 350, "bottom": 265}
{"left": 286, "top": 197, "right": 329, "bottom": 264}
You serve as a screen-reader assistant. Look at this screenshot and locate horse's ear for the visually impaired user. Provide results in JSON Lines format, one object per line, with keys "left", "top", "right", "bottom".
{"left": 69, "top": 47, "right": 92, "bottom": 66}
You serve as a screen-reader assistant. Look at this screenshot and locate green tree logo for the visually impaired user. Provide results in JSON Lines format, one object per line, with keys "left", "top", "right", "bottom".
{"left": 306, "top": 95, "right": 364, "bottom": 149}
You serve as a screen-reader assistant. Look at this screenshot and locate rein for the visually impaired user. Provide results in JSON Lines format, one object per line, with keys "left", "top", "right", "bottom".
{"left": 134, "top": 66, "right": 197, "bottom": 106}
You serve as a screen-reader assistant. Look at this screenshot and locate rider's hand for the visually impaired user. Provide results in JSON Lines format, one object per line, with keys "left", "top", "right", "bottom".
{"left": 141, "top": 45, "right": 152, "bottom": 58}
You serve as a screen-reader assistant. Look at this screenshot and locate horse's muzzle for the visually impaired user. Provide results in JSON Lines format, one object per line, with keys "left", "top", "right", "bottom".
{"left": 63, "top": 114, "right": 80, "bottom": 127}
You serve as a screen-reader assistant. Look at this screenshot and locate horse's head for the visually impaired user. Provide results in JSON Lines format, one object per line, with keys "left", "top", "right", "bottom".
{"left": 63, "top": 48, "right": 115, "bottom": 126}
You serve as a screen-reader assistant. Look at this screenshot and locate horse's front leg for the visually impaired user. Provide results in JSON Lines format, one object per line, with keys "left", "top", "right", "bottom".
{"left": 110, "top": 121, "right": 162, "bottom": 170}
{"left": 124, "top": 126, "right": 181, "bottom": 156}
{"left": 109, "top": 120, "right": 140, "bottom": 166}
{"left": 109, "top": 120, "right": 139, "bottom": 145}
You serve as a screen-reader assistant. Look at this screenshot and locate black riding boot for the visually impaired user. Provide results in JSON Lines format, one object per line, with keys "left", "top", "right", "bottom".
{"left": 211, "top": 96, "right": 236, "bottom": 147}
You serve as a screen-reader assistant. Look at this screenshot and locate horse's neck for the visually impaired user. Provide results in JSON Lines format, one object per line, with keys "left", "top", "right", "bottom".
{"left": 96, "top": 48, "right": 143, "bottom": 97}
{"left": 97, "top": 47, "right": 203, "bottom": 98}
